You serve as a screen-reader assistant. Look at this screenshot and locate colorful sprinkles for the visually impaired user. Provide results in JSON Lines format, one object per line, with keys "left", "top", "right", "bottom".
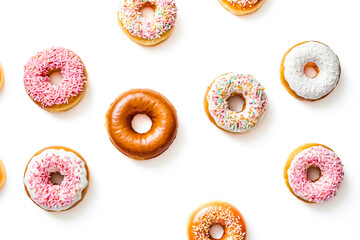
{"left": 227, "top": 0, "right": 258, "bottom": 8}
{"left": 23, "top": 47, "right": 86, "bottom": 108}
{"left": 288, "top": 146, "right": 344, "bottom": 203}
{"left": 207, "top": 73, "right": 268, "bottom": 133}
{"left": 191, "top": 204, "right": 245, "bottom": 240}
{"left": 24, "top": 149, "right": 88, "bottom": 211}
{"left": 119, "top": 0, "right": 177, "bottom": 40}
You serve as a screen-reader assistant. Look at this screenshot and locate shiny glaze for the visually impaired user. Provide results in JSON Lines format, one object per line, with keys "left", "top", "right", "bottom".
{"left": 0, "top": 62, "right": 4, "bottom": 90}
{"left": 106, "top": 89, "right": 178, "bottom": 160}
{"left": 218, "top": 0, "right": 265, "bottom": 15}
{"left": 0, "top": 160, "right": 6, "bottom": 190}
{"left": 188, "top": 201, "right": 247, "bottom": 240}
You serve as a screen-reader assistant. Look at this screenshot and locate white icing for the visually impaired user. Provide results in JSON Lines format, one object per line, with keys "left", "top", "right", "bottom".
{"left": 283, "top": 41, "right": 340, "bottom": 100}
{"left": 24, "top": 149, "right": 88, "bottom": 211}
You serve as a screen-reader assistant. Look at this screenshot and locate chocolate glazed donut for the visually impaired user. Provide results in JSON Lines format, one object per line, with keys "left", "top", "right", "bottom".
{"left": 106, "top": 89, "right": 178, "bottom": 160}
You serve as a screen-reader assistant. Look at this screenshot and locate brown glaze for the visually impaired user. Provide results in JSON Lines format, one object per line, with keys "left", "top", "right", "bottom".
{"left": 0, "top": 160, "right": 6, "bottom": 190}
{"left": 283, "top": 143, "right": 333, "bottom": 203}
{"left": 280, "top": 41, "right": 341, "bottom": 102}
{"left": 0, "top": 62, "right": 4, "bottom": 91}
{"left": 188, "top": 201, "right": 247, "bottom": 240}
{"left": 23, "top": 146, "right": 90, "bottom": 212}
{"left": 117, "top": 11, "right": 175, "bottom": 46}
{"left": 25, "top": 59, "right": 88, "bottom": 112}
{"left": 218, "top": 0, "right": 265, "bottom": 15}
{"left": 106, "top": 89, "right": 178, "bottom": 160}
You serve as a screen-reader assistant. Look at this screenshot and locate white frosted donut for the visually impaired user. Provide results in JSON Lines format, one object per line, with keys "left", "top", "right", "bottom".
{"left": 281, "top": 41, "right": 340, "bottom": 100}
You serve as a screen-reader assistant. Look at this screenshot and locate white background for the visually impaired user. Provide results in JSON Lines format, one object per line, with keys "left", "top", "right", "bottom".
{"left": 0, "top": 0, "right": 359, "bottom": 239}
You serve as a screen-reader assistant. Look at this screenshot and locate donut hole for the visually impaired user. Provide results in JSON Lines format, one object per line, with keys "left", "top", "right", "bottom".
{"left": 209, "top": 224, "right": 225, "bottom": 239}
{"left": 50, "top": 172, "right": 64, "bottom": 185}
{"left": 131, "top": 114, "right": 152, "bottom": 134}
{"left": 307, "top": 166, "right": 321, "bottom": 182}
{"left": 48, "top": 69, "right": 63, "bottom": 86}
{"left": 227, "top": 94, "right": 246, "bottom": 112}
{"left": 139, "top": 3, "right": 155, "bottom": 20}
{"left": 304, "top": 62, "right": 320, "bottom": 78}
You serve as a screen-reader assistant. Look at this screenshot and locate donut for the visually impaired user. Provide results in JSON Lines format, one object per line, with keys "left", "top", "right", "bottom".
{"left": 204, "top": 73, "right": 268, "bottom": 133}
{"left": 218, "top": 0, "right": 265, "bottom": 15}
{"left": 23, "top": 47, "right": 87, "bottom": 112}
{"left": 188, "top": 201, "right": 246, "bottom": 240}
{"left": 280, "top": 41, "right": 341, "bottom": 101}
{"left": 106, "top": 89, "right": 178, "bottom": 160}
{"left": 0, "top": 160, "right": 6, "bottom": 190}
{"left": 23, "top": 146, "right": 89, "bottom": 211}
{"left": 117, "top": 0, "right": 177, "bottom": 46}
{"left": 0, "top": 62, "right": 4, "bottom": 90}
{"left": 284, "top": 143, "right": 344, "bottom": 203}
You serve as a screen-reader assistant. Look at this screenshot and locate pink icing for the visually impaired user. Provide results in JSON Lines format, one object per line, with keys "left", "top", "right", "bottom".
{"left": 119, "top": 0, "right": 177, "bottom": 40}
{"left": 288, "top": 146, "right": 344, "bottom": 203}
{"left": 24, "top": 47, "right": 86, "bottom": 107}
{"left": 25, "top": 151, "right": 87, "bottom": 210}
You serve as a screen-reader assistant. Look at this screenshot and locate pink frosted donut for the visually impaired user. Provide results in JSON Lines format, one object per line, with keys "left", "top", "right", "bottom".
{"left": 285, "top": 144, "right": 344, "bottom": 203}
{"left": 117, "top": 0, "right": 177, "bottom": 46}
{"left": 23, "top": 47, "right": 87, "bottom": 112}
{"left": 23, "top": 146, "right": 89, "bottom": 211}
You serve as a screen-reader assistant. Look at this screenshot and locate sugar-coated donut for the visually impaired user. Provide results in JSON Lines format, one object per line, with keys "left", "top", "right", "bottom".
{"left": 23, "top": 146, "right": 89, "bottom": 211}
{"left": 106, "top": 89, "right": 178, "bottom": 160}
{"left": 284, "top": 143, "right": 344, "bottom": 203}
{"left": 117, "top": 0, "right": 177, "bottom": 46}
{"left": 0, "top": 160, "right": 6, "bottom": 190}
{"left": 280, "top": 41, "right": 341, "bottom": 101}
{"left": 0, "top": 62, "right": 4, "bottom": 90}
{"left": 23, "top": 47, "right": 87, "bottom": 112}
{"left": 218, "top": 0, "right": 265, "bottom": 15}
{"left": 204, "top": 73, "right": 268, "bottom": 133}
{"left": 188, "top": 201, "right": 246, "bottom": 240}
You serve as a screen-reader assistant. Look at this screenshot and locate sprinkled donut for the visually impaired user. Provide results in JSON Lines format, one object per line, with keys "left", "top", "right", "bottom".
{"left": 0, "top": 62, "right": 4, "bottom": 90}
{"left": 0, "top": 160, "right": 6, "bottom": 190}
{"left": 284, "top": 143, "right": 344, "bottom": 203}
{"left": 106, "top": 89, "right": 178, "bottom": 160}
{"left": 218, "top": 0, "right": 265, "bottom": 15}
{"left": 280, "top": 41, "right": 341, "bottom": 101}
{"left": 23, "top": 47, "right": 87, "bottom": 112}
{"left": 188, "top": 201, "right": 246, "bottom": 240}
{"left": 117, "top": 0, "right": 177, "bottom": 46}
{"left": 204, "top": 73, "right": 268, "bottom": 133}
{"left": 23, "top": 146, "right": 89, "bottom": 211}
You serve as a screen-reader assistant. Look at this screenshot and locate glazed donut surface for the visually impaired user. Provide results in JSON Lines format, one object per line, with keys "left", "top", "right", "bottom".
{"left": 284, "top": 143, "right": 344, "bottom": 203}
{"left": 23, "top": 146, "right": 89, "bottom": 211}
{"left": 188, "top": 201, "right": 246, "bottom": 240}
{"left": 218, "top": 0, "right": 265, "bottom": 15}
{"left": 0, "top": 160, "right": 6, "bottom": 190}
{"left": 0, "top": 62, "right": 4, "bottom": 90}
{"left": 106, "top": 89, "right": 178, "bottom": 160}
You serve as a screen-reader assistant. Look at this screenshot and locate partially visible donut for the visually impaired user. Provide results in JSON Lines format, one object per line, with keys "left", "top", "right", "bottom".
{"left": 188, "top": 201, "right": 247, "bottom": 240}
{"left": 0, "top": 62, "right": 4, "bottom": 90}
{"left": 23, "top": 146, "right": 89, "bottom": 211}
{"left": 280, "top": 41, "right": 341, "bottom": 101}
{"left": 23, "top": 47, "right": 88, "bottom": 112}
{"left": 106, "top": 89, "right": 178, "bottom": 160}
{"left": 218, "top": 0, "right": 265, "bottom": 15}
{"left": 0, "top": 160, "right": 6, "bottom": 190}
{"left": 284, "top": 143, "right": 344, "bottom": 203}
{"left": 117, "top": 0, "right": 177, "bottom": 46}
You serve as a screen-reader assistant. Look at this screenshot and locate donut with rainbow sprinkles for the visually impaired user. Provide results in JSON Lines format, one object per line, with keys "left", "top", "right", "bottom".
{"left": 284, "top": 143, "right": 344, "bottom": 203}
{"left": 23, "top": 47, "right": 87, "bottom": 112}
{"left": 204, "top": 73, "right": 268, "bottom": 133}
{"left": 117, "top": 0, "right": 177, "bottom": 46}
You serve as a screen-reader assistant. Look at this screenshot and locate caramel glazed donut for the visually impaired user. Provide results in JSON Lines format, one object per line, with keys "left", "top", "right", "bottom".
{"left": 0, "top": 62, "right": 4, "bottom": 90}
{"left": 218, "top": 0, "right": 265, "bottom": 15}
{"left": 106, "top": 89, "right": 178, "bottom": 160}
{"left": 0, "top": 160, "right": 6, "bottom": 190}
{"left": 280, "top": 41, "right": 341, "bottom": 101}
{"left": 188, "top": 201, "right": 246, "bottom": 240}
{"left": 23, "top": 146, "right": 89, "bottom": 211}
{"left": 284, "top": 143, "right": 344, "bottom": 203}
{"left": 117, "top": 0, "right": 177, "bottom": 46}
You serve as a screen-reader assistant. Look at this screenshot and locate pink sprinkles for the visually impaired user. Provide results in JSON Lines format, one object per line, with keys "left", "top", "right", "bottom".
{"left": 288, "top": 146, "right": 344, "bottom": 203}
{"left": 24, "top": 151, "right": 87, "bottom": 210}
{"left": 24, "top": 47, "right": 86, "bottom": 107}
{"left": 119, "top": 0, "right": 177, "bottom": 40}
